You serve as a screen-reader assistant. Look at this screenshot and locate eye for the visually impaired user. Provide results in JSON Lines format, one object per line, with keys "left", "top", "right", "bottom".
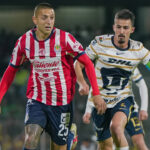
{"left": 123, "top": 26, "right": 129, "bottom": 29}
{"left": 117, "top": 25, "right": 121, "bottom": 29}
{"left": 50, "top": 16, "right": 54, "bottom": 20}
{"left": 42, "top": 15, "right": 47, "bottom": 20}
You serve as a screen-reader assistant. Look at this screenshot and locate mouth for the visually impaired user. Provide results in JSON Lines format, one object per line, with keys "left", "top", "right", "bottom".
{"left": 118, "top": 34, "right": 125, "bottom": 38}
{"left": 45, "top": 26, "right": 51, "bottom": 30}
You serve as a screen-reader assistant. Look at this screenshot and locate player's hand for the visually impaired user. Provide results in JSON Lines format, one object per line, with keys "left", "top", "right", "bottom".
{"left": 78, "top": 80, "right": 89, "bottom": 95}
{"left": 93, "top": 95, "right": 107, "bottom": 115}
{"left": 139, "top": 110, "right": 148, "bottom": 120}
{"left": 83, "top": 112, "right": 91, "bottom": 124}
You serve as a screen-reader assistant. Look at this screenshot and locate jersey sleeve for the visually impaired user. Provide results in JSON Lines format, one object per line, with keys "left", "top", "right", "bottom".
{"left": 85, "top": 37, "right": 99, "bottom": 61}
{"left": 0, "top": 65, "right": 18, "bottom": 104}
{"left": 132, "top": 68, "right": 148, "bottom": 111}
{"left": 85, "top": 98, "right": 95, "bottom": 114}
{"left": 9, "top": 37, "right": 26, "bottom": 68}
{"left": 140, "top": 46, "right": 150, "bottom": 65}
{"left": 132, "top": 68, "right": 142, "bottom": 83}
{"left": 135, "top": 78, "right": 148, "bottom": 111}
{"left": 66, "top": 33, "right": 84, "bottom": 59}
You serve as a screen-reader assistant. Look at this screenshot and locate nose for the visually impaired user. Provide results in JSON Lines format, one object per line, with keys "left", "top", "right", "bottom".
{"left": 120, "top": 27, "right": 124, "bottom": 34}
{"left": 47, "top": 18, "right": 51, "bottom": 24}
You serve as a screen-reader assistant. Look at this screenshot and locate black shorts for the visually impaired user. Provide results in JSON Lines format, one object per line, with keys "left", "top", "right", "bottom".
{"left": 126, "top": 111, "right": 144, "bottom": 136}
{"left": 24, "top": 99, "right": 73, "bottom": 145}
{"left": 92, "top": 96, "right": 134, "bottom": 141}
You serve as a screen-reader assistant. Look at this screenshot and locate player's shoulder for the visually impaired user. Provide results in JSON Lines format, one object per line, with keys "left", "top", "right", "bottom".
{"left": 55, "top": 27, "right": 68, "bottom": 35}
{"left": 55, "top": 27, "right": 76, "bottom": 40}
{"left": 93, "top": 34, "right": 113, "bottom": 46}
{"left": 95, "top": 34, "right": 112, "bottom": 41}
{"left": 12, "top": 29, "right": 32, "bottom": 49}
{"left": 129, "top": 39, "right": 144, "bottom": 50}
{"left": 18, "top": 29, "right": 33, "bottom": 42}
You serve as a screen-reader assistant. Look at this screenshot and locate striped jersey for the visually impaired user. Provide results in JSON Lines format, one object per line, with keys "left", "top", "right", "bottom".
{"left": 86, "top": 68, "right": 144, "bottom": 112}
{"left": 10, "top": 27, "right": 84, "bottom": 106}
{"left": 86, "top": 34, "right": 150, "bottom": 108}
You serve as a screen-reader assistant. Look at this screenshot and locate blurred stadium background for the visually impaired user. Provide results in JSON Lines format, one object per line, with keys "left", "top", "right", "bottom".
{"left": 0, "top": 0, "right": 150, "bottom": 149}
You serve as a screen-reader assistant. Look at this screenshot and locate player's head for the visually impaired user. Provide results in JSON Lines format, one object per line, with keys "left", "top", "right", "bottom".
{"left": 32, "top": 3, "right": 55, "bottom": 36}
{"left": 113, "top": 9, "right": 135, "bottom": 47}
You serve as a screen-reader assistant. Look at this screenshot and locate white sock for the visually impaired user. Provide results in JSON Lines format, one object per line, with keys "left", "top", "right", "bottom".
{"left": 116, "top": 146, "right": 129, "bottom": 150}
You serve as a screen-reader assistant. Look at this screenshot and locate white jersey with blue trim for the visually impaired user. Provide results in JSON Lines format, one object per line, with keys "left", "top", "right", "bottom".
{"left": 85, "top": 68, "right": 145, "bottom": 113}
{"left": 86, "top": 34, "right": 150, "bottom": 108}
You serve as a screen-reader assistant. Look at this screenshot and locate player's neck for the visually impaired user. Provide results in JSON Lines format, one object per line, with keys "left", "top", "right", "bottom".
{"left": 114, "top": 41, "right": 129, "bottom": 49}
{"left": 35, "top": 30, "right": 51, "bottom": 41}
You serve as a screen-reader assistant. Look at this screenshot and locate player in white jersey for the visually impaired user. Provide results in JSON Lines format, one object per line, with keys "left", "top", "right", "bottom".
{"left": 0, "top": 3, "right": 106, "bottom": 150}
{"left": 83, "top": 68, "right": 149, "bottom": 150}
{"left": 75, "top": 9, "right": 150, "bottom": 150}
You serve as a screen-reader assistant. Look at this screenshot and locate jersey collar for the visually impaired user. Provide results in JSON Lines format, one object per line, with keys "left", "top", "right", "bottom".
{"left": 111, "top": 36, "right": 130, "bottom": 51}
{"left": 32, "top": 27, "right": 55, "bottom": 42}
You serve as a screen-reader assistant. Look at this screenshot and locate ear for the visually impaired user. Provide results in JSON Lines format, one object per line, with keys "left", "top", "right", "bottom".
{"left": 32, "top": 16, "right": 37, "bottom": 25}
{"left": 131, "top": 27, "right": 135, "bottom": 33}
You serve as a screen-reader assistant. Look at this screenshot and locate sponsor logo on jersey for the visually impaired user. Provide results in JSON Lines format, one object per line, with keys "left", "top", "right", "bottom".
{"left": 33, "top": 59, "right": 60, "bottom": 73}
{"left": 107, "top": 58, "right": 132, "bottom": 66}
{"left": 104, "top": 97, "right": 120, "bottom": 104}
{"left": 38, "top": 76, "right": 57, "bottom": 81}
{"left": 116, "top": 52, "right": 124, "bottom": 55}
{"left": 34, "top": 60, "right": 60, "bottom": 69}
{"left": 39, "top": 48, "right": 46, "bottom": 56}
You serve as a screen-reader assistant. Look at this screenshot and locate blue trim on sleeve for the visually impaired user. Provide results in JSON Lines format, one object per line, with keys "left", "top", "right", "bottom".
{"left": 134, "top": 76, "right": 143, "bottom": 83}
{"left": 73, "top": 51, "right": 85, "bottom": 61}
{"left": 9, "top": 63, "right": 20, "bottom": 68}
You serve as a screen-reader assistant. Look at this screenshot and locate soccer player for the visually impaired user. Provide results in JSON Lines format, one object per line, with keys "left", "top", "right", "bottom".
{"left": 0, "top": 3, "right": 106, "bottom": 150}
{"left": 74, "top": 9, "right": 150, "bottom": 150}
{"left": 83, "top": 67, "right": 149, "bottom": 150}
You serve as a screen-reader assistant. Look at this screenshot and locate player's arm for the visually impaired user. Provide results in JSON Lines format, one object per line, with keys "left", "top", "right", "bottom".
{"left": 0, "top": 37, "right": 26, "bottom": 112}
{"left": 67, "top": 33, "right": 106, "bottom": 114}
{"left": 0, "top": 65, "right": 18, "bottom": 104}
{"left": 74, "top": 58, "right": 106, "bottom": 115}
{"left": 74, "top": 61, "right": 89, "bottom": 95}
{"left": 135, "top": 78, "right": 148, "bottom": 120}
{"left": 75, "top": 54, "right": 99, "bottom": 95}
{"left": 83, "top": 98, "right": 94, "bottom": 124}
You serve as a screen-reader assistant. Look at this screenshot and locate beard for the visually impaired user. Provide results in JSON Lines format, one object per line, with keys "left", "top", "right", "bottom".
{"left": 118, "top": 35, "right": 125, "bottom": 44}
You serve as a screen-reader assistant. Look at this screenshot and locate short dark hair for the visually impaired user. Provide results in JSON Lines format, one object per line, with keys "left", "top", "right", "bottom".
{"left": 114, "top": 9, "right": 135, "bottom": 26}
{"left": 34, "top": 3, "right": 54, "bottom": 17}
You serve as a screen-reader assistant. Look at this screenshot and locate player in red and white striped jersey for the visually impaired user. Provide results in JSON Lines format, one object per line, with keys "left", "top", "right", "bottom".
{"left": 0, "top": 3, "right": 106, "bottom": 150}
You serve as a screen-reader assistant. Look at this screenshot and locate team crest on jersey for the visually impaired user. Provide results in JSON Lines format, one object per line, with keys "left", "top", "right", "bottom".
{"left": 99, "top": 37, "right": 103, "bottom": 42}
{"left": 54, "top": 45, "right": 62, "bottom": 53}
